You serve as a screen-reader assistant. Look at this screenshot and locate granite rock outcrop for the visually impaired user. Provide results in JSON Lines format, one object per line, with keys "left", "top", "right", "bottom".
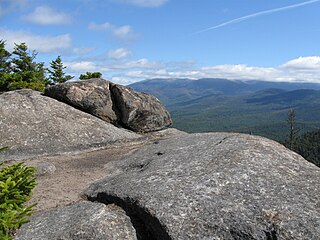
{"left": 44, "top": 78, "right": 172, "bottom": 132}
{"left": 85, "top": 133, "right": 320, "bottom": 240}
{"left": 0, "top": 89, "right": 141, "bottom": 161}
{"left": 15, "top": 201, "right": 137, "bottom": 240}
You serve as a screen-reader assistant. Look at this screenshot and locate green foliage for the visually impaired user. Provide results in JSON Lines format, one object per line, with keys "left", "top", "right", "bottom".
{"left": 79, "top": 71, "right": 102, "bottom": 80}
{"left": 48, "top": 56, "right": 74, "bottom": 84}
{"left": 0, "top": 40, "right": 11, "bottom": 92}
{"left": 289, "top": 129, "right": 320, "bottom": 167}
{"left": 0, "top": 40, "right": 48, "bottom": 92}
{"left": 285, "top": 108, "right": 299, "bottom": 150}
{"left": 0, "top": 40, "right": 11, "bottom": 74}
{"left": 0, "top": 153, "right": 36, "bottom": 240}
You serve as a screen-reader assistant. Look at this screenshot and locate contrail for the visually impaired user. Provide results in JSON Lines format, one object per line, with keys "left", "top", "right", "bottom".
{"left": 196, "top": 0, "right": 320, "bottom": 34}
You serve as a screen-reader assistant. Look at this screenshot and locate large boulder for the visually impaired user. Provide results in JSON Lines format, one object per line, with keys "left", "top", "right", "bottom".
{"left": 15, "top": 201, "right": 137, "bottom": 240}
{"left": 44, "top": 78, "right": 172, "bottom": 132}
{"left": 85, "top": 133, "right": 320, "bottom": 240}
{"left": 44, "top": 79, "right": 118, "bottom": 124}
{"left": 110, "top": 83, "right": 172, "bottom": 132}
{"left": 0, "top": 90, "right": 142, "bottom": 161}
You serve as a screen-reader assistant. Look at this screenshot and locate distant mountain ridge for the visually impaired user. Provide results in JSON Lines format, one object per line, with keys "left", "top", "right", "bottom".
{"left": 130, "top": 78, "right": 320, "bottom": 105}
{"left": 129, "top": 78, "right": 320, "bottom": 141}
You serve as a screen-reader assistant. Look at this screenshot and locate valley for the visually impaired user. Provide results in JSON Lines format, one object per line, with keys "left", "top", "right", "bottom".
{"left": 130, "top": 78, "right": 320, "bottom": 141}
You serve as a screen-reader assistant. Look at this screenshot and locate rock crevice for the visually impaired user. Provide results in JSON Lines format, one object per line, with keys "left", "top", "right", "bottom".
{"left": 87, "top": 193, "right": 171, "bottom": 240}
{"left": 85, "top": 133, "right": 320, "bottom": 240}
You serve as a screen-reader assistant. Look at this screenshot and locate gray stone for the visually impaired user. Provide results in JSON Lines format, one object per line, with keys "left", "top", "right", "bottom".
{"left": 144, "top": 128, "right": 188, "bottom": 139}
{"left": 35, "top": 162, "right": 56, "bottom": 176}
{"left": 0, "top": 90, "right": 142, "bottom": 161}
{"left": 45, "top": 79, "right": 118, "bottom": 124}
{"left": 15, "top": 201, "right": 137, "bottom": 240}
{"left": 44, "top": 78, "right": 172, "bottom": 132}
{"left": 111, "top": 83, "right": 172, "bottom": 132}
{"left": 85, "top": 133, "right": 320, "bottom": 240}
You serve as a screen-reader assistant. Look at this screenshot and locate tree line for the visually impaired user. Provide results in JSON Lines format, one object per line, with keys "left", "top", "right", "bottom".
{"left": 0, "top": 40, "right": 102, "bottom": 93}
{"left": 283, "top": 108, "right": 320, "bottom": 167}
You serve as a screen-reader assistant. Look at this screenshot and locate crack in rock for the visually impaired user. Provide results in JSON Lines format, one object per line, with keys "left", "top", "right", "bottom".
{"left": 87, "top": 193, "right": 172, "bottom": 240}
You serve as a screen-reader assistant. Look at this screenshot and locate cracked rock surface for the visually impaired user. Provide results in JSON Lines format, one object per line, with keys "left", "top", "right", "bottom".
{"left": 0, "top": 89, "right": 142, "bottom": 161}
{"left": 15, "top": 201, "right": 137, "bottom": 240}
{"left": 85, "top": 132, "right": 320, "bottom": 240}
{"left": 44, "top": 79, "right": 118, "bottom": 124}
{"left": 45, "top": 78, "right": 172, "bottom": 132}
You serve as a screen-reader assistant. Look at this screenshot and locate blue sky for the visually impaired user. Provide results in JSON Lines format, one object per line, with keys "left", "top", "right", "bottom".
{"left": 1, "top": 0, "right": 320, "bottom": 84}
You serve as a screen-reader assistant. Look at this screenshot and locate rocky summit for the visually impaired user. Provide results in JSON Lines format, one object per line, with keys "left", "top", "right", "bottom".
{"left": 85, "top": 133, "right": 320, "bottom": 240}
{"left": 45, "top": 78, "right": 172, "bottom": 132}
{"left": 2, "top": 83, "right": 319, "bottom": 240}
{"left": 0, "top": 89, "right": 141, "bottom": 161}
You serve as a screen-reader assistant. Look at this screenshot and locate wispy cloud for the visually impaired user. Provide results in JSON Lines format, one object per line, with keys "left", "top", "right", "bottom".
{"left": 88, "top": 22, "right": 137, "bottom": 40}
{"left": 88, "top": 22, "right": 113, "bottom": 31}
{"left": 113, "top": 0, "right": 168, "bottom": 7}
{"left": 108, "top": 48, "right": 131, "bottom": 59}
{"left": 65, "top": 61, "right": 109, "bottom": 73}
{"left": 0, "top": 29, "right": 72, "bottom": 53}
{"left": 72, "top": 47, "right": 95, "bottom": 55}
{"left": 65, "top": 55, "right": 320, "bottom": 85}
{"left": 23, "top": 6, "right": 72, "bottom": 25}
{"left": 197, "top": 0, "right": 320, "bottom": 33}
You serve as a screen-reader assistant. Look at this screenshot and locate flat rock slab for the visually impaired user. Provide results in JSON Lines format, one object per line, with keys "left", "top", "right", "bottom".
{"left": 85, "top": 132, "right": 320, "bottom": 240}
{"left": 15, "top": 201, "right": 137, "bottom": 240}
{"left": 0, "top": 90, "right": 142, "bottom": 161}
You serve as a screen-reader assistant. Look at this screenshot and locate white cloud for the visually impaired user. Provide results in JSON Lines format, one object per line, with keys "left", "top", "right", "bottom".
{"left": 57, "top": 56, "right": 320, "bottom": 85}
{"left": 113, "top": 0, "right": 168, "bottom": 7}
{"left": 73, "top": 47, "right": 95, "bottom": 55}
{"left": 113, "top": 25, "right": 134, "bottom": 39}
{"left": 281, "top": 56, "right": 320, "bottom": 70}
{"left": 111, "top": 58, "right": 164, "bottom": 69}
{"left": 0, "top": 29, "right": 72, "bottom": 53}
{"left": 108, "top": 48, "right": 131, "bottom": 59}
{"left": 88, "top": 22, "right": 137, "bottom": 40}
{"left": 110, "top": 56, "right": 320, "bottom": 84}
{"left": 88, "top": 22, "right": 113, "bottom": 31}
{"left": 23, "top": 6, "right": 72, "bottom": 25}
{"left": 66, "top": 61, "right": 98, "bottom": 72}
{"left": 197, "top": 0, "right": 320, "bottom": 33}
{"left": 200, "top": 64, "right": 282, "bottom": 80}
{"left": 65, "top": 61, "right": 109, "bottom": 73}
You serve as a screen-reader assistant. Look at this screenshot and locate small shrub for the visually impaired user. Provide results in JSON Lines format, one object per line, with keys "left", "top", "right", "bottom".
{"left": 0, "top": 161, "right": 36, "bottom": 239}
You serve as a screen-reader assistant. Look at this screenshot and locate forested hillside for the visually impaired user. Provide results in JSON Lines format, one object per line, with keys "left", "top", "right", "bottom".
{"left": 290, "top": 130, "right": 320, "bottom": 167}
{"left": 130, "top": 78, "right": 320, "bottom": 141}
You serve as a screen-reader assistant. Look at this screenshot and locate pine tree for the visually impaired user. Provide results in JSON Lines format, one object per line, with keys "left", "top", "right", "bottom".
{"left": 7, "top": 43, "right": 48, "bottom": 91}
{"left": 48, "top": 56, "right": 73, "bottom": 84}
{"left": 79, "top": 71, "right": 102, "bottom": 80}
{"left": 0, "top": 40, "right": 11, "bottom": 92}
{"left": 0, "top": 40, "right": 11, "bottom": 73}
{"left": 286, "top": 108, "right": 299, "bottom": 150}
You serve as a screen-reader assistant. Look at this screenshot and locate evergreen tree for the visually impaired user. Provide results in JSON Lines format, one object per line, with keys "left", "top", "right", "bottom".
{"left": 48, "top": 56, "right": 73, "bottom": 84}
{"left": 285, "top": 108, "right": 299, "bottom": 150}
{"left": 79, "top": 71, "right": 102, "bottom": 80}
{"left": 6, "top": 43, "right": 48, "bottom": 91}
{"left": 0, "top": 40, "right": 11, "bottom": 92}
{"left": 0, "top": 40, "right": 11, "bottom": 73}
{"left": 293, "top": 129, "right": 320, "bottom": 167}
